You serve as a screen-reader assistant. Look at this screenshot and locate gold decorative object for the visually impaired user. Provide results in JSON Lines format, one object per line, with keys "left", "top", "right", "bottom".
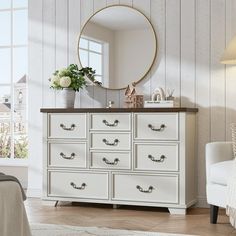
{"left": 124, "top": 83, "right": 143, "bottom": 108}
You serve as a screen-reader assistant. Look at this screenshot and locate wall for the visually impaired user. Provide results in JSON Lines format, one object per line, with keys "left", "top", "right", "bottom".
{"left": 28, "top": 0, "right": 236, "bottom": 206}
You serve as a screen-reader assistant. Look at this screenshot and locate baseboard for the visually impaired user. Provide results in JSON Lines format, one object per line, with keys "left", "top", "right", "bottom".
{"left": 26, "top": 188, "right": 42, "bottom": 198}
{"left": 196, "top": 196, "right": 209, "bottom": 208}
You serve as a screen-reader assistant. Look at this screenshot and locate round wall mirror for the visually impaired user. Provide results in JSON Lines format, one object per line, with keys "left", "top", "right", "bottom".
{"left": 78, "top": 5, "right": 157, "bottom": 90}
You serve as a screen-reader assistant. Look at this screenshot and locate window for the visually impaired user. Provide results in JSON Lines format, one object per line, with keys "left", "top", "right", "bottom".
{"left": 79, "top": 37, "right": 103, "bottom": 83}
{"left": 0, "top": 0, "right": 28, "bottom": 163}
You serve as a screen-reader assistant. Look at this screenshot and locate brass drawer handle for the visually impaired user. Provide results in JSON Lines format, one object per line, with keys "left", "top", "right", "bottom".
{"left": 60, "top": 123, "right": 76, "bottom": 131}
{"left": 102, "top": 138, "right": 119, "bottom": 146}
{"left": 103, "top": 119, "right": 119, "bottom": 127}
{"left": 148, "top": 124, "right": 166, "bottom": 132}
{"left": 148, "top": 154, "right": 166, "bottom": 163}
{"left": 102, "top": 157, "right": 119, "bottom": 165}
{"left": 70, "top": 182, "right": 86, "bottom": 190}
{"left": 60, "top": 152, "right": 76, "bottom": 160}
{"left": 136, "top": 185, "right": 154, "bottom": 193}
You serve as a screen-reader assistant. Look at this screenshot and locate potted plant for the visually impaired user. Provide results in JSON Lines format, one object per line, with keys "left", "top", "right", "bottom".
{"left": 49, "top": 64, "right": 96, "bottom": 108}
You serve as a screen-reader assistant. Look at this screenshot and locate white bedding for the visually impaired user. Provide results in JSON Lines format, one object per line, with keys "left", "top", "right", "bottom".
{"left": 0, "top": 181, "right": 31, "bottom": 236}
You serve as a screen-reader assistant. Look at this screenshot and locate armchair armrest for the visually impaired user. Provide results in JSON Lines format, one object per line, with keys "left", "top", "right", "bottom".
{"left": 206, "top": 142, "right": 233, "bottom": 183}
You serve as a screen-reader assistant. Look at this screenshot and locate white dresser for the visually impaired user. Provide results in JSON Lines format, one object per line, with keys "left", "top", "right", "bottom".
{"left": 41, "top": 108, "right": 198, "bottom": 214}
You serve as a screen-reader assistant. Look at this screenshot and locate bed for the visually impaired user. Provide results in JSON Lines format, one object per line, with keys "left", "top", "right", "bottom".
{"left": 0, "top": 180, "right": 31, "bottom": 236}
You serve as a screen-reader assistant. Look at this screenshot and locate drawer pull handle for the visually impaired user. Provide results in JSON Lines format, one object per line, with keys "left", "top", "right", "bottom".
{"left": 102, "top": 157, "right": 119, "bottom": 165}
{"left": 60, "top": 152, "right": 76, "bottom": 160}
{"left": 70, "top": 182, "right": 86, "bottom": 190}
{"left": 103, "top": 119, "right": 119, "bottom": 127}
{"left": 148, "top": 154, "right": 166, "bottom": 163}
{"left": 60, "top": 123, "right": 76, "bottom": 131}
{"left": 136, "top": 185, "right": 154, "bottom": 193}
{"left": 148, "top": 124, "right": 166, "bottom": 132}
{"left": 102, "top": 138, "right": 119, "bottom": 146}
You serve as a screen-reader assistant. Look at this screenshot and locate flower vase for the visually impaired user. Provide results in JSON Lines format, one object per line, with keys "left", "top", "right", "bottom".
{"left": 61, "top": 88, "right": 76, "bottom": 108}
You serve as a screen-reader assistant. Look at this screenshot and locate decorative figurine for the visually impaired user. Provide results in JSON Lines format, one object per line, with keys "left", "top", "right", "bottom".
{"left": 144, "top": 87, "right": 175, "bottom": 108}
{"left": 124, "top": 83, "right": 143, "bottom": 108}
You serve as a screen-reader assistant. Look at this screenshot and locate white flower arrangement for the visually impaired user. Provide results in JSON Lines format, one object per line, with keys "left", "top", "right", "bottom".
{"left": 49, "top": 64, "right": 99, "bottom": 91}
{"left": 50, "top": 75, "right": 60, "bottom": 87}
{"left": 59, "top": 76, "right": 71, "bottom": 88}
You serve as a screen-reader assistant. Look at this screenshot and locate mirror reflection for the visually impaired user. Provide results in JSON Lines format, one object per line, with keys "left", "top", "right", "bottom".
{"left": 78, "top": 5, "right": 157, "bottom": 90}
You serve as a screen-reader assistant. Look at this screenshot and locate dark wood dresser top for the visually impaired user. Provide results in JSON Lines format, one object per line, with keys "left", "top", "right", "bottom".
{"left": 40, "top": 107, "right": 198, "bottom": 113}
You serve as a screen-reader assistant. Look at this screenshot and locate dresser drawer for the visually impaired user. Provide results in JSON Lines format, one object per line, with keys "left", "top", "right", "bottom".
{"left": 49, "top": 171, "right": 108, "bottom": 199}
{"left": 91, "top": 133, "right": 131, "bottom": 150}
{"left": 91, "top": 113, "right": 131, "bottom": 131}
{"left": 49, "top": 143, "right": 87, "bottom": 168}
{"left": 112, "top": 174, "right": 178, "bottom": 204}
{"left": 49, "top": 114, "right": 87, "bottom": 139}
{"left": 90, "top": 151, "right": 130, "bottom": 169}
{"left": 134, "top": 143, "right": 178, "bottom": 171}
{"left": 134, "top": 113, "right": 178, "bottom": 140}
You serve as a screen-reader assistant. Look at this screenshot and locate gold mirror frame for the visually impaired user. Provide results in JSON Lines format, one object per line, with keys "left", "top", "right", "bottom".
{"left": 77, "top": 5, "right": 158, "bottom": 90}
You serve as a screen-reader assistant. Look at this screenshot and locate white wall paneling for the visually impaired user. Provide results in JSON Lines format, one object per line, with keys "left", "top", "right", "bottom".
{"left": 195, "top": 0, "right": 211, "bottom": 204}
{"left": 106, "top": 0, "right": 119, "bottom": 7}
{"left": 42, "top": 0, "right": 56, "bottom": 107}
{"left": 166, "top": 0, "right": 181, "bottom": 106}
{"left": 150, "top": 0, "right": 166, "bottom": 91}
{"left": 180, "top": 0, "right": 196, "bottom": 107}
{"left": 55, "top": 0, "right": 68, "bottom": 107}
{"left": 28, "top": 0, "right": 43, "bottom": 195}
{"left": 120, "top": 0, "right": 133, "bottom": 6}
{"left": 210, "top": 0, "right": 226, "bottom": 142}
{"left": 132, "top": 0, "right": 152, "bottom": 102}
{"left": 29, "top": 0, "right": 236, "bottom": 205}
{"left": 225, "top": 0, "right": 236, "bottom": 140}
{"left": 68, "top": 0, "right": 81, "bottom": 107}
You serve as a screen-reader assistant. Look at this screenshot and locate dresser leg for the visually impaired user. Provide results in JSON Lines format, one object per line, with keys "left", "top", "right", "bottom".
{"left": 113, "top": 204, "right": 119, "bottom": 209}
{"left": 168, "top": 208, "right": 186, "bottom": 215}
{"left": 54, "top": 201, "right": 59, "bottom": 207}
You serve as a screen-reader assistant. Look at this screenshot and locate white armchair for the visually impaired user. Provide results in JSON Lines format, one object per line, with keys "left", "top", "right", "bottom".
{"left": 206, "top": 142, "right": 234, "bottom": 224}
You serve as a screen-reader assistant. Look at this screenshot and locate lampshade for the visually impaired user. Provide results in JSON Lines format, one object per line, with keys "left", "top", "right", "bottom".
{"left": 221, "top": 36, "right": 236, "bottom": 64}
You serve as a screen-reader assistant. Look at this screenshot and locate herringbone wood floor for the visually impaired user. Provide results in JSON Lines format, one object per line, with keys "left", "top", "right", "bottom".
{"left": 26, "top": 198, "right": 236, "bottom": 236}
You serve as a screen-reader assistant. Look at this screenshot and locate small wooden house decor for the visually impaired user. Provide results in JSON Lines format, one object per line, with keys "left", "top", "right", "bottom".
{"left": 124, "top": 83, "right": 143, "bottom": 108}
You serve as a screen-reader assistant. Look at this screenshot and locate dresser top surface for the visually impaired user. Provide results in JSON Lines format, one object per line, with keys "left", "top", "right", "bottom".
{"left": 40, "top": 107, "right": 198, "bottom": 113}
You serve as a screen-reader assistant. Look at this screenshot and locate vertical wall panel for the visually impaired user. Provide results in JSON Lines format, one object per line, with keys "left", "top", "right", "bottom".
{"left": 210, "top": 0, "right": 226, "bottom": 141}
{"left": 55, "top": 0, "right": 68, "bottom": 107}
{"left": 68, "top": 0, "right": 80, "bottom": 65}
{"left": 68, "top": 0, "right": 81, "bottom": 108}
{"left": 42, "top": 0, "right": 56, "bottom": 107}
{"left": 80, "top": 0, "right": 94, "bottom": 108}
{"left": 106, "top": 0, "right": 119, "bottom": 6}
{"left": 133, "top": 0, "right": 151, "bottom": 101}
{"left": 120, "top": 0, "right": 133, "bottom": 6}
{"left": 225, "top": 0, "right": 236, "bottom": 140}
{"left": 180, "top": 0, "right": 196, "bottom": 107}
{"left": 165, "top": 0, "right": 181, "bottom": 106}
{"left": 55, "top": 0, "right": 68, "bottom": 68}
{"left": 150, "top": 0, "right": 166, "bottom": 93}
{"left": 94, "top": 0, "right": 107, "bottom": 10}
{"left": 28, "top": 0, "right": 43, "bottom": 193}
{"left": 196, "top": 0, "right": 211, "bottom": 203}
